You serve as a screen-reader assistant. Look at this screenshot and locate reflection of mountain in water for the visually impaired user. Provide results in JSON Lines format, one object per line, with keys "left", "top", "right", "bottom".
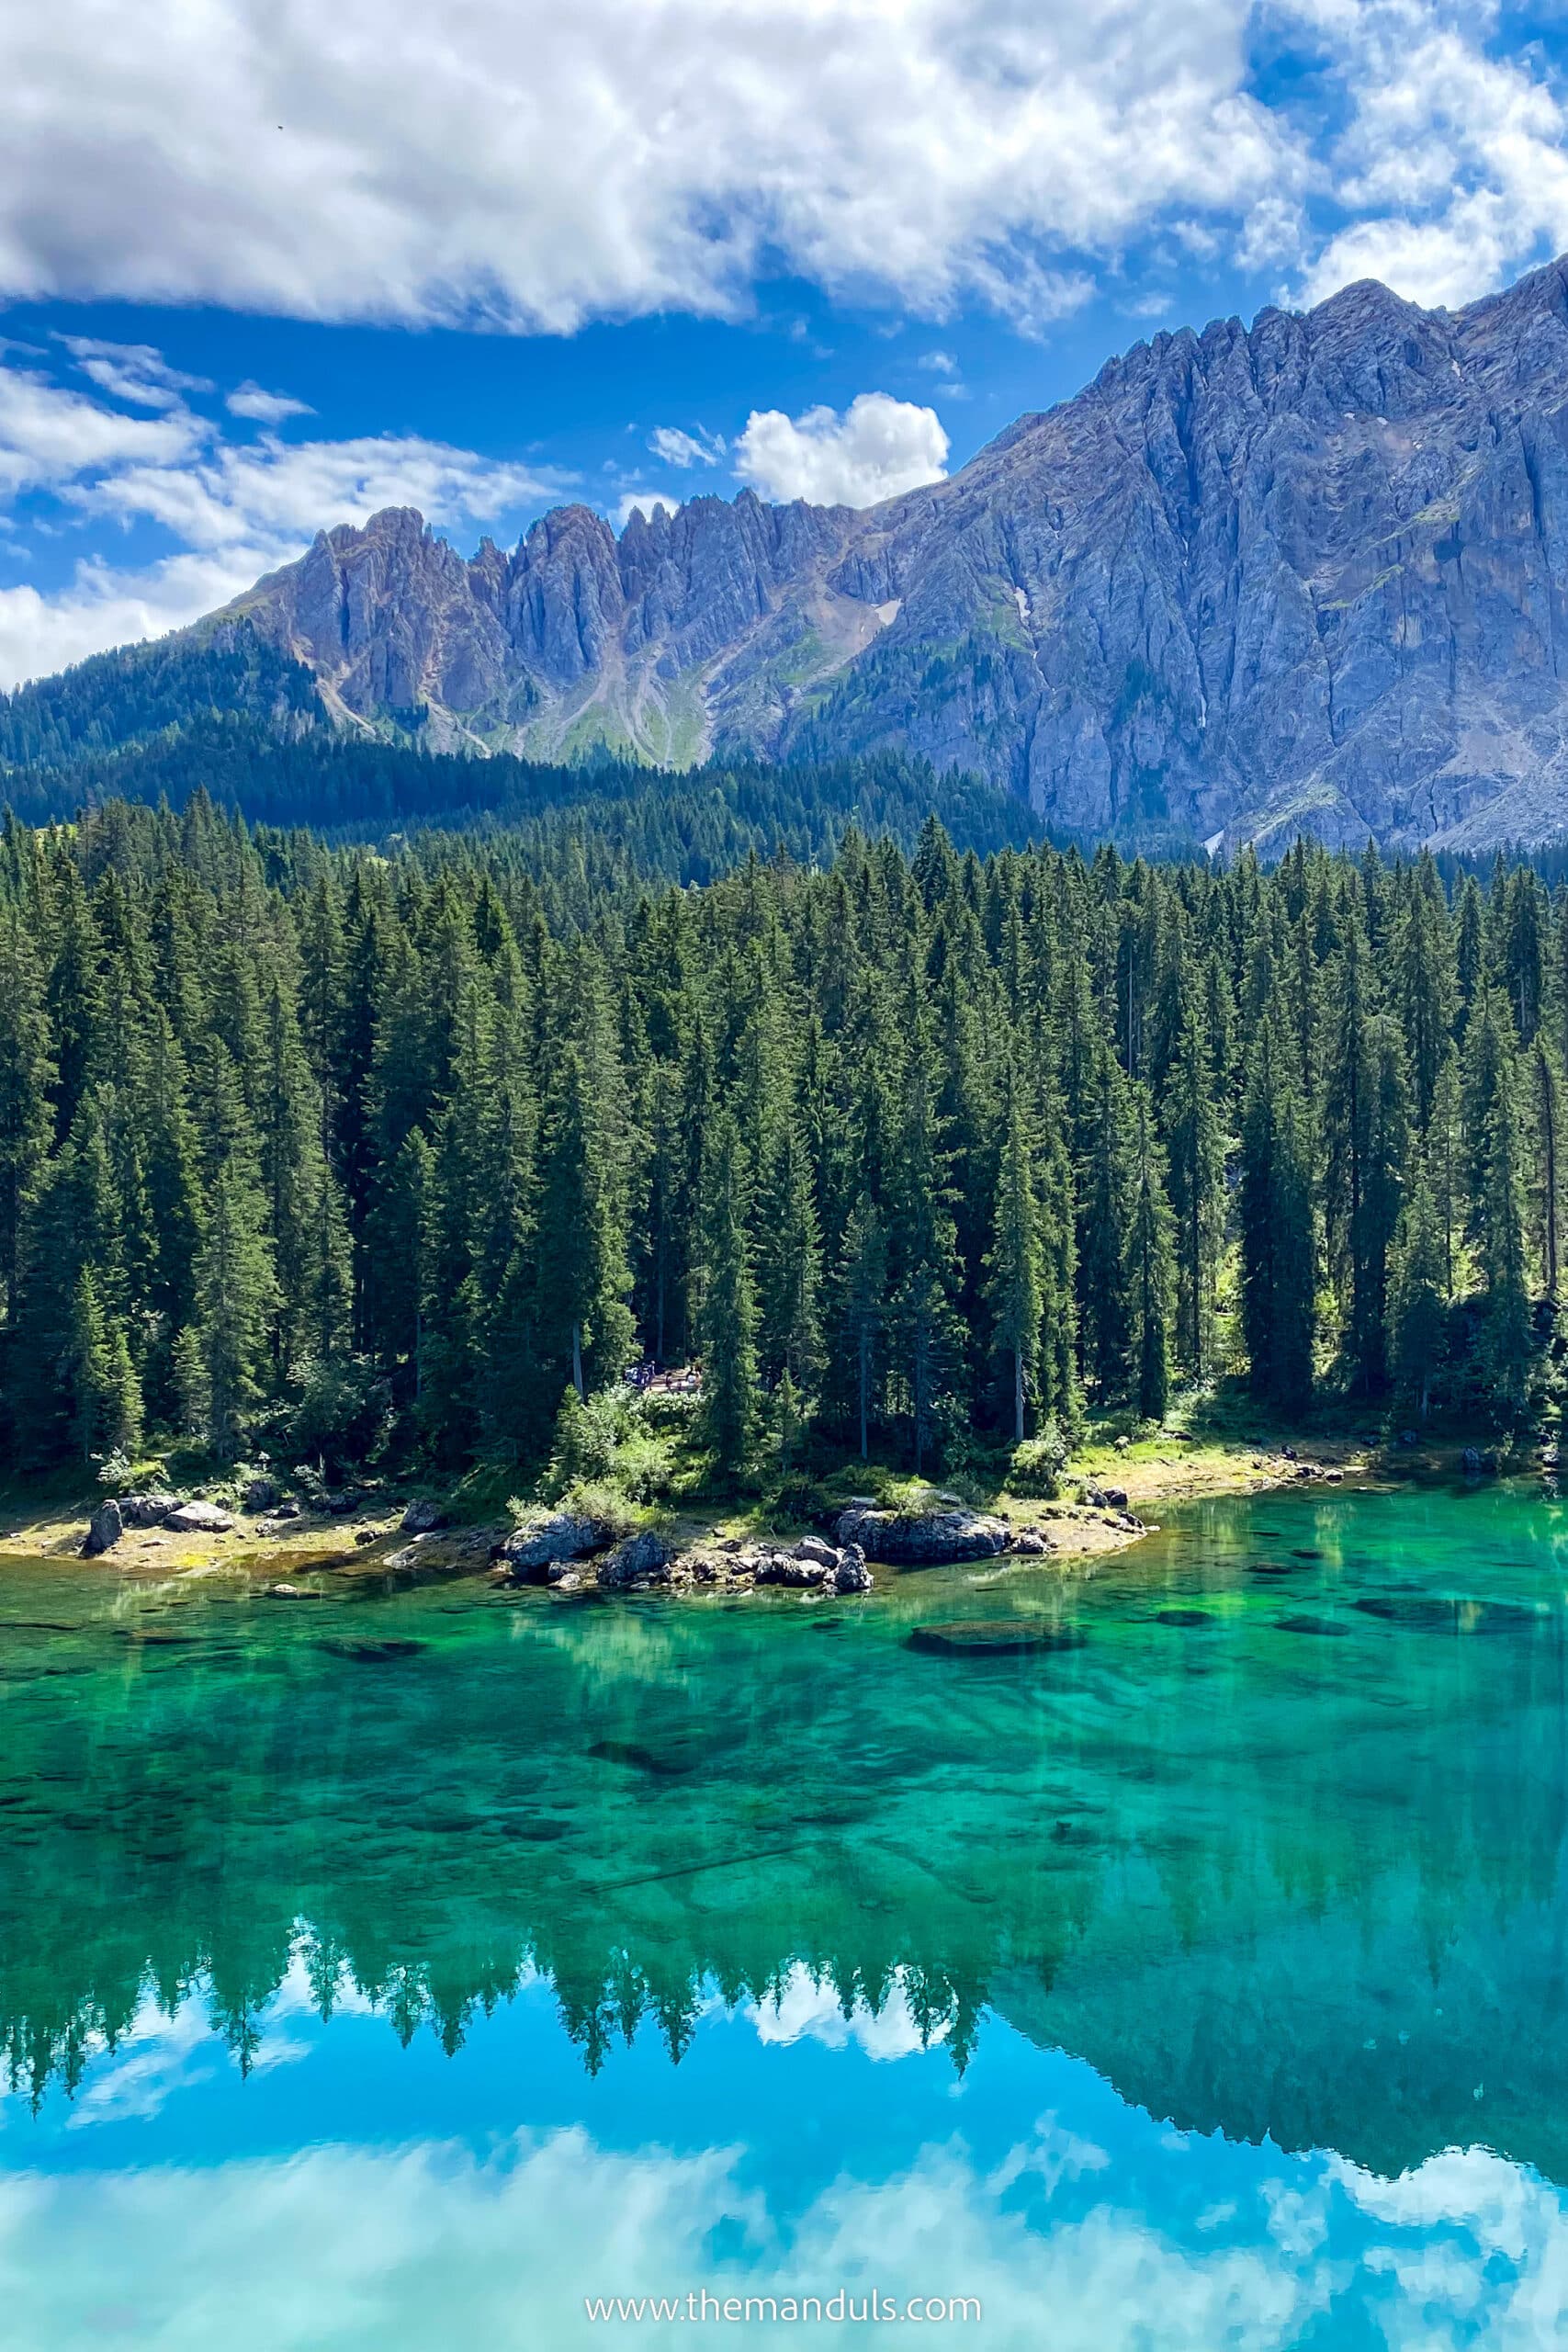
{"left": 3, "top": 1483, "right": 1566, "bottom": 2179}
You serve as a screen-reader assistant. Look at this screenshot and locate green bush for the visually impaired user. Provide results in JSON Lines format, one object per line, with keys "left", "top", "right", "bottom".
{"left": 1010, "top": 1417, "right": 1071, "bottom": 1498}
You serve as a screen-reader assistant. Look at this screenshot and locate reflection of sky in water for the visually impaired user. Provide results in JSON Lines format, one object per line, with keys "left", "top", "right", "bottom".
{"left": 7, "top": 1481, "right": 1568, "bottom": 2345}
{"left": 4, "top": 1958, "right": 1564, "bottom": 2349}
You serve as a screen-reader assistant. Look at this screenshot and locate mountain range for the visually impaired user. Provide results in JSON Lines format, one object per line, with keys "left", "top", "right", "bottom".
{"left": 17, "top": 254, "right": 1568, "bottom": 851}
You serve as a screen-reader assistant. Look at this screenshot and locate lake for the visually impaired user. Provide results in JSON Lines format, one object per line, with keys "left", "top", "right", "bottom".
{"left": 3, "top": 1479, "right": 1567, "bottom": 2347}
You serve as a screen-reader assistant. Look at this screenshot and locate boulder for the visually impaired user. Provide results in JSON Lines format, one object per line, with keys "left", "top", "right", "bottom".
{"left": 1101, "top": 1485, "right": 1129, "bottom": 1510}
{"left": 1010, "top": 1529, "right": 1052, "bottom": 1555}
{"left": 118, "top": 1491, "right": 180, "bottom": 1528}
{"left": 83, "top": 1498, "right": 123, "bottom": 1556}
{"left": 756, "top": 1550, "right": 829, "bottom": 1588}
{"left": 794, "top": 1535, "right": 839, "bottom": 1569}
{"left": 241, "top": 1476, "right": 279, "bottom": 1512}
{"left": 162, "top": 1500, "right": 233, "bottom": 1534}
{"left": 834, "top": 1504, "right": 1009, "bottom": 1566}
{"left": 832, "top": 1547, "right": 873, "bottom": 1594}
{"left": 400, "top": 1497, "right": 448, "bottom": 1534}
{"left": 597, "top": 1530, "right": 672, "bottom": 1591}
{"left": 493, "top": 1511, "right": 606, "bottom": 1582}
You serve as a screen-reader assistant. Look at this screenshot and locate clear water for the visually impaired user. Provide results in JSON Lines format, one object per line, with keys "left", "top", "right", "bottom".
{"left": 4, "top": 1480, "right": 1568, "bottom": 2347}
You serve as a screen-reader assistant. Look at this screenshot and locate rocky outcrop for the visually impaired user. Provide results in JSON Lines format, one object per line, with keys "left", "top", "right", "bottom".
{"left": 118, "top": 1491, "right": 180, "bottom": 1528}
{"left": 400, "top": 1498, "right": 448, "bottom": 1534}
{"left": 834, "top": 1503, "right": 1010, "bottom": 1565}
{"left": 596, "top": 1529, "right": 674, "bottom": 1591}
{"left": 185, "top": 253, "right": 1568, "bottom": 852}
{"left": 493, "top": 1511, "right": 610, "bottom": 1585}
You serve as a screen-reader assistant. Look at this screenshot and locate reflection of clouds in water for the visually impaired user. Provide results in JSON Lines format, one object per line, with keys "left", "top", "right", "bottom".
{"left": 3, "top": 2123, "right": 1563, "bottom": 2350}
{"left": 743, "top": 1963, "right": 949, "bottom": 2061}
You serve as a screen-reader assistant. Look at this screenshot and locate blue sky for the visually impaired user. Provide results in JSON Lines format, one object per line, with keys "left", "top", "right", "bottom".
{"left": 2, "top": 0, "right": 1567, "bottom": 686}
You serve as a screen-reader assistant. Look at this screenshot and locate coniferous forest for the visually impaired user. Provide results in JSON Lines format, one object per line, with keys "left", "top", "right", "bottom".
{"left": 0, "top": 786, "right": 1563, "bottom": 1497}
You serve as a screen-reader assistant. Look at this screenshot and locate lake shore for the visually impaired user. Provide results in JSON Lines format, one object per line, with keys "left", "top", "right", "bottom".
{"left": 0, "top": 1424, "right": 1387, "bottom": 1591}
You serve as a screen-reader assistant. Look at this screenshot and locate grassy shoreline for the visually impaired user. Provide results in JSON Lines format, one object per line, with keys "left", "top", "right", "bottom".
{"left": 0, "top": 1414, "right": 1395, "bottom": 1587}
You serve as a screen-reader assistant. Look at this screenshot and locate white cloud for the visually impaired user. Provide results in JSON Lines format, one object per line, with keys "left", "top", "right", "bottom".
{"left": 0, "top": 364, "right": 202, "bottom": 497}
{"left": 614, "top": 491, "right": 677, "bottom": 530}
{"left": 0, "top": 1, "right": 1305, "bottom": 336}
{"left": 735, "top": 392, "right": 949, "bottom": 508}
{"left": 745, "top": 1963, "right": 950, "bottom": 2062}
{"left": 227, "top": 380, "right": 315, "bottom": 424}
{"left": 56, "top": 335, "right": 213, "bottom": 412}
{"left": 1287, "top": 4, "right": 1568, "bottom": 310}
{"left": 75, "top": 431, "right": 555, "bottom": 550}
{"left": 648, "top": 424, "right": 725, "bottom": 468}
{"left": 0, "top": 546, "right": 288, "bottom": 684}
{"left": 916, "top": 350, "right": 960, "bottom": 375}
{"left": 0, "top": 349, "right": 564, "bottom": 685}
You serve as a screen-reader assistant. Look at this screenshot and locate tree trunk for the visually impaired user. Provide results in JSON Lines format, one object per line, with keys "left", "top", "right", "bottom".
{"left": 1014, "top": 1346, "right": 1024, "bottom": 1443}
{"left": 858, "top": 1330, "right": 869, "bottom": 1461}
{"left": 571, "top": 1320, "right": 584, "bottom": 1401}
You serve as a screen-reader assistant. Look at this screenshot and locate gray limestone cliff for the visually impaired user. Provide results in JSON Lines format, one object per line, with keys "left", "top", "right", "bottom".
{"left": 214, "top": 254, "right": 1568, "bottom": 851}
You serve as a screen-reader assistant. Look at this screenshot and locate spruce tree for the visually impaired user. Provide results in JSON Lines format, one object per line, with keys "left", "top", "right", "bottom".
{"left": 1124, "top": 1088, "right": 1177, "bottom": 1422}
{"left": 1389, "top": 1157, "right": 1447, "bottom": 1419}
{"left": 193, "top": 1159, "right": 279, "bottom": 1460}
{"left": 694, "top": 1109, "right": 759, "bottom": 1473}
{"left": 1238, "top": 1012, "right": 1315, "bottom": 1412}
{"left": 983, "top": 1066, "right": 1043, "bottom": 1442}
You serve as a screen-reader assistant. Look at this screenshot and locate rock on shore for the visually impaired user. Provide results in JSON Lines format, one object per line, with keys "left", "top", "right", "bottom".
{"left": 834, "top": 1503, "right": 1010, "bottom": 1565}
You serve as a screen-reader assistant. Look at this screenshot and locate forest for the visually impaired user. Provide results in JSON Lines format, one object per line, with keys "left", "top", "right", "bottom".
{"left": 0, "top": 786, "right": 1562, "bottom": 1500}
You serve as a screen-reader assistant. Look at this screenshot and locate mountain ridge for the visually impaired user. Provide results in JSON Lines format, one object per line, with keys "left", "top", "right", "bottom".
{"left": 18, "top": 252, "right": 1568, "bottom": 851}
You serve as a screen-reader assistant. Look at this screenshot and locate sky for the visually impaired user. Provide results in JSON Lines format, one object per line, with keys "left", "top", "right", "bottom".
{"left": 2, "top": 0, "right": 1568, "bottom": 688}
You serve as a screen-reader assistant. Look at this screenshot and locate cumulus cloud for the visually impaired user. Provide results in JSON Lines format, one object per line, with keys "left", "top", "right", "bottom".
{"left": 227, "top": 380, "right": 315, "bottom": 424}
{"left": 0, "top": 0, "right": 1306, "bottom": 335}
{"left": 1289, "top": 3, "right": 1568, "bottom": 309}
{"left": 648, "top": 424, "right": 725, "bottom": 469}
{"left": 735, "top": 392, "right": 949, "bottom": 508}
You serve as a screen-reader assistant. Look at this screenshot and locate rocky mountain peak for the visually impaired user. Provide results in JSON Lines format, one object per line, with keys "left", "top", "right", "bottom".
{"left": 210, "top": 251, "right": 1568, "bottom": 849}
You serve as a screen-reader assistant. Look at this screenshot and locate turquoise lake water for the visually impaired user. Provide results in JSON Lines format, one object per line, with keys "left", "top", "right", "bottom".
{"left": 4, "top": 1480, "right": 1568, "bottom": 2346}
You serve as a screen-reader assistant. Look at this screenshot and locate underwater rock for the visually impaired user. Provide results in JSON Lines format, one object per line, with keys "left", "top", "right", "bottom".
{"left": 318, "top": 1636, "right": 427, "bottom": 1662}
{"left": 1156, "top": 1608, "right": 1212, "bottom": 1627}
{"left": 909, "top": 1619, "right": 1084, "bottom": 1656}
{"left": 1275, "top": 1614, "right": 1349, "bottom": 1636}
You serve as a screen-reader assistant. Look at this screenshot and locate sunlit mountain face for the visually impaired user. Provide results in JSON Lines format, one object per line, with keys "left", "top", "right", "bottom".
{"left": 5, "top": 1481, "right": 1568, "bottom": 2345}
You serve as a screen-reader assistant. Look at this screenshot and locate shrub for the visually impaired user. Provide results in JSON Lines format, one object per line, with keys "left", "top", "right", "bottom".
{"left": 1010, "top": 1416, "right": 1071, "bottom": 1498}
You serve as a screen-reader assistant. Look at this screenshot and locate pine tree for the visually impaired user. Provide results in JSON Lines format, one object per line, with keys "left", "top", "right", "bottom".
{"left": 983, "top": 1065, "right": 1043, "bottom": 1442}
{"left": 1077, "top": 1037, "right": 1134, "bottom": 1399}
{"left": 755, "top": 1121, "right": 824, "bottom": 1396}
{"left": 1389, "top": 1156, "right": 1447, "bottom": 1419}
{"left": 1160, "top": 993, "right": 1225, "bottom": 1378}
{"left": 533, "top": 1041, "right": 635, "bottom": 1401}
{"left": 694, "top": 1109, "right": 759, "bottom": 1473}
{"left": 1124, "top": 1087, "right": 1177, "bottom": 1422}
{"left": 0, "top": 910, "right": 55, "bottom": 1327}
{"left": 1238, "top": 1012, "right": 1315, "bottom": 1411}
{"left": 66, "top": 1265, "right": 142, "bottom": 1464}
{"left": 837, "top": 1193, "right": 888, "bottom": 1462}
{"left": 194, "top": 1159, "right": 279, "bottom": 1460}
